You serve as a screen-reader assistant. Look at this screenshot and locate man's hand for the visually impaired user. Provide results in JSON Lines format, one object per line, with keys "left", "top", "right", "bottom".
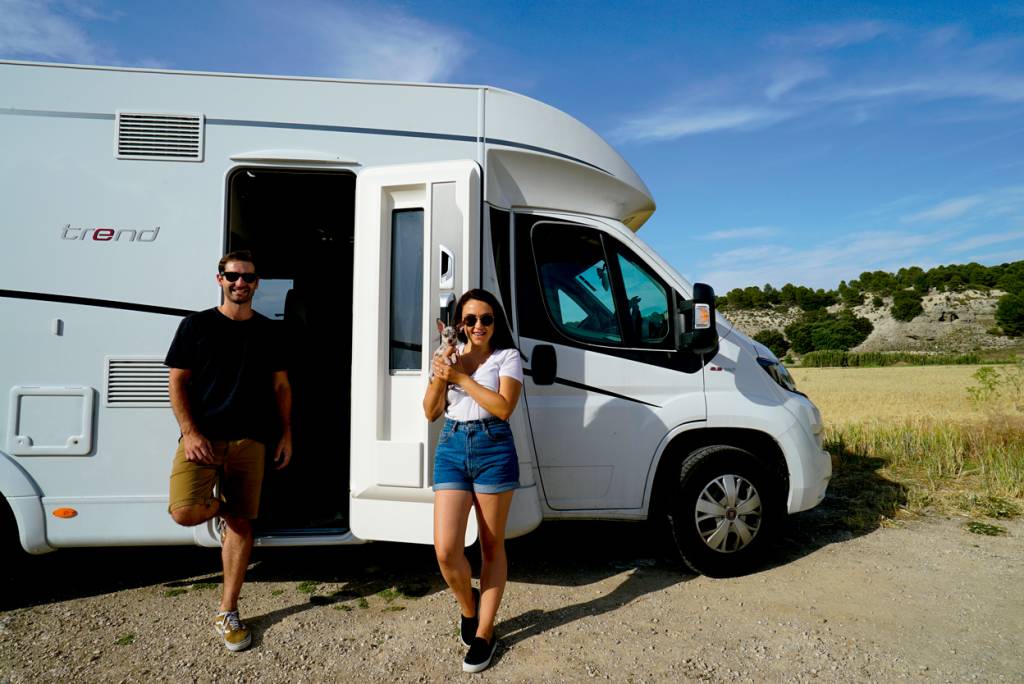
{"left": 182, "top": 430, "right": 214, "bottom": 463}
{"left": 274, "top": 432, "right": 292, "bottom": 470}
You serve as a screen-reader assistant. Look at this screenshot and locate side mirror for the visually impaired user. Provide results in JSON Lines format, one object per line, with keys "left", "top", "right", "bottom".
{"left": 677, "top": 282, "right": 719, "bottom": 355}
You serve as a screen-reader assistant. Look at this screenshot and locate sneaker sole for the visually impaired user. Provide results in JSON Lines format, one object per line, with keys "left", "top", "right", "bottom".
{"left": 462, "top": 641, "right": 496, "bottom": 673}
{"left": 223, "top": 635, "right": 251, "bottom": 652}
{"left": 215, "top": 625, "right": 252, "bottom": 652}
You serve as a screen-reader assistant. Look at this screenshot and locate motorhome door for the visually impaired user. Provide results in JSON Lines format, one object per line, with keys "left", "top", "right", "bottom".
{"left": 514, "top": 214, "right": 707, "bottom": 511}
{"left": 349, "top": 160, "right": 481, "bottom": 544}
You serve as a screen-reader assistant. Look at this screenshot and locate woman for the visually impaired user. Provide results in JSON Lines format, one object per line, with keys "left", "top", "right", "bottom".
{"left": 423, "top": 288, "right": 523, "bottom": 674}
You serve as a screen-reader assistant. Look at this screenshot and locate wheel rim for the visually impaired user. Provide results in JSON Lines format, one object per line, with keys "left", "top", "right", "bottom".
{"left": 694, "top": 474, "right": 762, "bottom": 553}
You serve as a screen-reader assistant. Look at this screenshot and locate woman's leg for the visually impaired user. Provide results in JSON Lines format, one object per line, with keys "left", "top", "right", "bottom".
{"left": 433, "top": 489, "right": 477, "bottom": 617}
{"left": 472, "top": 490, "right": 515, "bottom": 640}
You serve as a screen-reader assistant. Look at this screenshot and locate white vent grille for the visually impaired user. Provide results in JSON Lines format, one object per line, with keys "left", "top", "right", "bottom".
{"left": 105, "top": 357, "right": 170, "bottom": 407}
{"left": 116, "top": 112, "right": 204, "bottom": 161}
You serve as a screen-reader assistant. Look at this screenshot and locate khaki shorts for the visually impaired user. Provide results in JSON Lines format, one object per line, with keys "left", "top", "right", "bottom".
{"left": 168, "top": 438, "right": 265, "bottom": 519}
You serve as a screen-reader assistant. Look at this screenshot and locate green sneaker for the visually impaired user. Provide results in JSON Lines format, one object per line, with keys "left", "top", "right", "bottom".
{"left": 214, "top": 610, "right": 252, "bottom": 652}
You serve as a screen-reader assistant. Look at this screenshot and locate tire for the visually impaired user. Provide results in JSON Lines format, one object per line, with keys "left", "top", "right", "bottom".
{"left": 668, "top": 445, "right": 782, "bottom": 578}
{"left": 0, "top": 494, "right": 20, "bottom": 557}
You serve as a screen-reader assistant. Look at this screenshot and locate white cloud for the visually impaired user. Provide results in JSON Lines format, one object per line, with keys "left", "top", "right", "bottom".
{"left": 616, "top": 21, "right": 1024, "bottom": 144}
{"left": 266, "top": 1, "right": 469, "bottom": 82}
{"left": 614, "top": 106, "right": 790, "bottom": 142}
{"left": 767, "top": 21, "right": 892, "bottom": 51}
{"left": 764, "top": 61, "right": 828, "bottom": 100}
{"left": 949, "top": 230, "right": 1024, "bottom": 252}
{"left": 0, "top": 0, "right": 99, "bottom": 62}
{"left": 702, "top": 226, "right": 779, "bottom": 241}
{"left": 694, "top": 228, "right": 961, "bottom": 291}
{"left": 902, "top": 196, "right": 985, "bottom": 223}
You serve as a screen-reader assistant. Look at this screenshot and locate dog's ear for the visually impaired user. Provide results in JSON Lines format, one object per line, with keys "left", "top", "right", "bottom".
{"left": 436, "top": 319, "right": 445, "bottom": 333}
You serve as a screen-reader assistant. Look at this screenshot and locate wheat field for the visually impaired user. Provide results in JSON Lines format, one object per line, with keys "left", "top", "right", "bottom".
{"left": 790, "top": 365, "right": 993, "bottom": 424}
{"left": 789, "top": 365, "right": 1024, "bottom": 518}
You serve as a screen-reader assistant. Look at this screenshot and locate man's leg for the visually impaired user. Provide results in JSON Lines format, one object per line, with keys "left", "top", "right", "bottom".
{"left": 212, "top": 439, "right": 264, "bottom": 652}
{"left": 168, "top": 440, "right": 221, "bottom": 526}
{"left": 219, "top": 515, "right": 253, "bottom": 612}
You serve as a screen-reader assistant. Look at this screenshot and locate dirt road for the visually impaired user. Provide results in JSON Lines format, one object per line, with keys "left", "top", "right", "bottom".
{"left": 1, "top": 511, "right": 1021, "bottom": 682}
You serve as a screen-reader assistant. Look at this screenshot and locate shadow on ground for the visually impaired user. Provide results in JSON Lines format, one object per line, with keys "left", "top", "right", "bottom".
{"left": 769, "top": 444, "right": 909, "bottom": 569}
{"left": 1, "top": 444, "right": 905, "bottom": 614}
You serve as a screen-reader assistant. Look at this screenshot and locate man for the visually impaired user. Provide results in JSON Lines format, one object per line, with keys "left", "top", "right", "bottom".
{"left": 165, "top": 250, "right": 292, "bottom": 652}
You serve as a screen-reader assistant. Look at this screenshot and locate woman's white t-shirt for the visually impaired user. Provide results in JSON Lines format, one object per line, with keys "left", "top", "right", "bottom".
{"left": 445, "top": 346, "right": 524, "bottom": 421}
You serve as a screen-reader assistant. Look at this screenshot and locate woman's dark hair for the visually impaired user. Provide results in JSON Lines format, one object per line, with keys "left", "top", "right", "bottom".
{"left": 454, "top": 288, "right": 517, "bottom": 350}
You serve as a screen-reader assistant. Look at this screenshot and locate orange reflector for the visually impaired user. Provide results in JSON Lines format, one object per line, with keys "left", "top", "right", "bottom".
{"left": 52, "top": 508, "right": 78, "bottom": 518}
{"left": 695, "top": 303, "right": 712, "bottom": 329}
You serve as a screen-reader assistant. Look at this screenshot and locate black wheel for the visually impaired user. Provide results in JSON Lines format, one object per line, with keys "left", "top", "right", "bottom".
{"left": 0, "top": 494, "right": 21, "bottom": 557}
{"left": 668, "top": 445, "right": 782, "bottom": 577}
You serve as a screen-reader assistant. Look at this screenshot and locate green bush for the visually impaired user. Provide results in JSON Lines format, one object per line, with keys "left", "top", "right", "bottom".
{"left": 891, "top": 289, "right": 924, "bottom": 321}
{"left": 785, "top": 309, "right": 873, "bottom": 354}
{"left": 753, "top": 329, "right": 790, "bottom": 358}
{"left": 995, "top": 293, "right": 1024, "bottom": 337}
{"left": 799, "top": 351, "right": 983, "bottom": 367}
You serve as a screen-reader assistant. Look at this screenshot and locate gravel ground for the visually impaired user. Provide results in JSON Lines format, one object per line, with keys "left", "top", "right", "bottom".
{"left": 1, "top": 512, "right": 1022, "bottom": 683}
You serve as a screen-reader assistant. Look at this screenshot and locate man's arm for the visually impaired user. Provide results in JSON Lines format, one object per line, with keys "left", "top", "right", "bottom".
{"left": 168, "top": 367, "right": 214, "bottom": 463}
{"left": 272, "top": 370, "right": 293, "bottom": 469}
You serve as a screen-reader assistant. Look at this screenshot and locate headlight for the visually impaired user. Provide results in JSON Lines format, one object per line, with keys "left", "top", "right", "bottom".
{"left": 757, "top": 357, "right": 801, "bottom": 394}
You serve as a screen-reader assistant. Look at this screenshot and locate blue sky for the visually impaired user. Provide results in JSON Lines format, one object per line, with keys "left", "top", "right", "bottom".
{"left": 3, "top": 0, "right": 1023, "bottom": 292}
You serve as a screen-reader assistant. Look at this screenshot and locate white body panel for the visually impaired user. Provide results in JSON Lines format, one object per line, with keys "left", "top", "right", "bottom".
{"left": 0, "top": 61, "right": 828, "bottom": 555}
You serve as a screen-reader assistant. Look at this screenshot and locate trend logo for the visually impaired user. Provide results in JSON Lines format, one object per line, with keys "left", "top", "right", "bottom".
{"left": 60, "top": 225, "right": 161, "bottom": 242}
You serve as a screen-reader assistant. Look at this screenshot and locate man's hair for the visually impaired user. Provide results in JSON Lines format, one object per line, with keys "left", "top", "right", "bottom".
{"left": 218, "top": 250, "right": 256, "bottom": 273}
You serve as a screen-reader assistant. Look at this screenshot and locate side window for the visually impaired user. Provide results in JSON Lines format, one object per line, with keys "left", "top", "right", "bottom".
{"left": 532, "top": 224, "right": 623, "bottom": 344}
{"left": 389, "top": 209, "right": 424, "bottom": 371}
{"left": 617, "top": 251, "right": 671, "bottom": 345}
{"left": 489, "top": 207, "right": 513, "bottom": 328}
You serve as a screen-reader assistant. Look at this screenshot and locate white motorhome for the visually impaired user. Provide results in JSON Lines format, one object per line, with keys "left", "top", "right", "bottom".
{"left": 0, "top": 61, "right": 830, "bottom": 576}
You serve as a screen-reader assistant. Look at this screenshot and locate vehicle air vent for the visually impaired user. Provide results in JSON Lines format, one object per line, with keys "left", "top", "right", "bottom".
{"left": 105, "top": 357, "right": 170, "bottom": 407}
{"left": 115, "top": 112, "right": 205, "bottom": 161}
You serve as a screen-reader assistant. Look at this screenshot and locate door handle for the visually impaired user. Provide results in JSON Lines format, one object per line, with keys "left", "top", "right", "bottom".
{"left": 439, "top": 244, "right": 455, "bottom": 289}
{"left": 439, "top": 293, "right": 456, "bottom": 324}
{"left": 531, "top": 344, "right": 556, "bottom": 385}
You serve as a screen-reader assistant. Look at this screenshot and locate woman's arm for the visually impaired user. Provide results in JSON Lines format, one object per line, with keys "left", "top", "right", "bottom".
{"left": 446, "top": 367, "right": 522, "bottom": 421}
{"left": 422, "top": 354, "right": 450, "bottom": 421}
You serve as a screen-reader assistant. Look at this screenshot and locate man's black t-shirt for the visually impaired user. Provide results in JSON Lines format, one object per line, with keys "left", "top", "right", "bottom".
{"left": 165, "top": 308, "right": 285, "bottom": 442}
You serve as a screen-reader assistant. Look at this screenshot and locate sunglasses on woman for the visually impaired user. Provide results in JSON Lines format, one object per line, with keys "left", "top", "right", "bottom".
{"left": 461, "top": 314, "right": 495, "bottom": 328}
{"left": 220, "top": 271, "right": 258, "bottom": 283}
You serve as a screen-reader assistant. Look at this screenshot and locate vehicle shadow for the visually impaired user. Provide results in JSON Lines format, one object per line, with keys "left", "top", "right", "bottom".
{"left": 765, "top": 445, "right": 909, "bottom": 569}
{"left": 1, "top": 446, "right": 904, "bottom": 616}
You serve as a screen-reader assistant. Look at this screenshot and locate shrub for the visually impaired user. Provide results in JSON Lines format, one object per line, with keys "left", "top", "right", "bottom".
{"left": 872, "top": 295, "right": 884, "bottom": 308}
{"left": 995, "top": 293, "right": 1024, "bottom": 337}
{"left": 753, "top": 329, "right": 790, "bottom": 358}
{"left": 785, "top": 309, "right": 873, "bottom": 354}
{"left": 799, "top": 351, "right": 983, "bottom": 367}
{"left": 891, "top": 289, "right": 924, "bottom": 322}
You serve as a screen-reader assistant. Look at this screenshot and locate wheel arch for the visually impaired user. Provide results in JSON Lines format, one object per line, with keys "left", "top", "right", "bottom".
{"left": 646, "top": 426, "right": 789, "bottom": 518}
{"left": 0, "top": 451, "right": 53, "bottom": 554}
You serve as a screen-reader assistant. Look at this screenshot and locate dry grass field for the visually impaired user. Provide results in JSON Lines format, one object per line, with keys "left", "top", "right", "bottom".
{"left": 791, "top": 365, "right": 998, "bottom": 424}
{"left": 790, "top": 364, "right": 1024, "bottom": 524}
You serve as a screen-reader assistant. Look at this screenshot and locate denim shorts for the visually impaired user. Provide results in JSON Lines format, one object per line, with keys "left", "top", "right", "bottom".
{"left": 433, "top": 417, "right": 520, "bottom": 494}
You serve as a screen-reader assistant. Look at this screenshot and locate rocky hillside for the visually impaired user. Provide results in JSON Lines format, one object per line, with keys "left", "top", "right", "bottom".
{"left": 723, "top": 289, "right": 1019, "bottom": 354}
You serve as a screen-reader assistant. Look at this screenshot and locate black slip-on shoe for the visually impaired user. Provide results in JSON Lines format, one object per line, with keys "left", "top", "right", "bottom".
{"left": 460, "top": 587, "right": 480, "bottom": 646}
{"left": 463, "top": 635, "right": 497, "bottom": 673}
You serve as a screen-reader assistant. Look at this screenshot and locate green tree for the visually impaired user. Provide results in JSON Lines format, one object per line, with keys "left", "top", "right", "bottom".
{"left": 891, "top": 289, "right": 924, "bottom": 322}
{"left": 783, "top": 309, "right": 872, "bottom": 353}
{"left": 996, "top": 293, "right": 1024, "bottom": 337}
{"left": 810, "top": 320, "right": 863, "bottom": 350}
{"left": 753, "top": 329, "right": 790, "bottom": 358}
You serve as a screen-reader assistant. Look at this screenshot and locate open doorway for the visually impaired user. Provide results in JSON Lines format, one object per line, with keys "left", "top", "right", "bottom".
{"left": 226, "top": 167, "right": 356, "bottom": 534}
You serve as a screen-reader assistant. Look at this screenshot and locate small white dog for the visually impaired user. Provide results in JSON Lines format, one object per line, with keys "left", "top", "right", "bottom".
{"left": 429, "top": 318, "right": 460, "bottom": 380}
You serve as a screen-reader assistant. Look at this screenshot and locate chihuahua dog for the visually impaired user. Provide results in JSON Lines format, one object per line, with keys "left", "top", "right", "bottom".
{"left": 430, "top": 318, "right": 460, "bottom": 380}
